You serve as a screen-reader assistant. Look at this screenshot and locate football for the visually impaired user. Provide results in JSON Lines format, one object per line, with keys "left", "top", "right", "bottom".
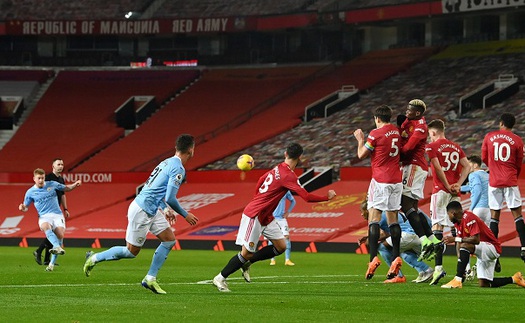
{"left": 236, "top": 154, "right": 254, "bottom": 171}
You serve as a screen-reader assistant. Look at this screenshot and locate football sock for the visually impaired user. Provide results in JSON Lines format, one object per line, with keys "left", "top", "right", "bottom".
{"left": 455, "top": 248, "right": 470, "bottom": 278}
{"left": 44, "top": 229, "right": 61, "bottom": 248}
{"left": 433, "top": 230, "right": 443, "bottom": 266}
{"left": 405, "top": 208, "right": 425, "bottom": 237}
{"left": 94, "top": 246, "right": 135, "bottom": 262}
{"left": 50, "top": 254, "right": 57, "bottom": 266}
{"left": 285, "top": 238, "right": 291, "bottom": 260}
{"left": 418, "top": 211, "right": 433, "bottom": 237}
{"left": 220, "top": 252, "right": 247, "bottom": 278}
{"left": 489, "top": 277, "right": 513, "bottom": 288}
{"left": 388, "top": 222, "right": 401, "bottom": 259}
{"left": 147, "top": 241, "right": 175, "bottom": 277}
{"left": 36, "top": 239, "right": 47, "bottom": 254}
{"left": 251, "top": 245, "right": 281, "bottom": 263}
{"left": 490, "top": 219, "right": 500, "bottom": 238}
{"left": 514, "top": 217, "right": 525, "bottom": 247}
{"left": 368, "top": 222, "right": 380, "bottom": 261}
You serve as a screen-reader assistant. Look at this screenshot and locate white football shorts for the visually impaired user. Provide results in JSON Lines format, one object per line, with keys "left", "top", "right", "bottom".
{"left": 367, "top": 179, "right": 402, "bottom": 212}
{"left": 488, "top": 186, "right": 522, "bottom": 210}
{"left": 236, "top": 214, "right": 284, "bottom": 253}
{"left": 430, "top": 190, "right": 460, "bottom": 227}
{"left": 38, "top": 213, "right": 66, "bottom": 231}
{"left": 402, "top": 164, "right": 428, "bottom": 200}
{"left": 385, "top": 231, "right": 421, "bottom": 255}
{"left": 126, "top": 200, "right": 170, "bottom": 247}
{"left": 473, "top": 241, "right": 500, "bottom": 281}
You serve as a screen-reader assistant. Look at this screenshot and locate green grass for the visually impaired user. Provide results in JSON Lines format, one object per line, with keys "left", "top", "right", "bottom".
{"left": 1, "top": 246, "right": 524, "bottom": 322}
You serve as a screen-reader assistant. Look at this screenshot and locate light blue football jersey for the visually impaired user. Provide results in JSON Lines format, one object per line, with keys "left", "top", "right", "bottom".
{"left": 273, "top": 191, "right": 296, "bottom": 220}
{"left": 23, "top": 181, "right": 65, "bottom": 217}
{"left": 135, "top": 156, "right": 186, "bottom": 216}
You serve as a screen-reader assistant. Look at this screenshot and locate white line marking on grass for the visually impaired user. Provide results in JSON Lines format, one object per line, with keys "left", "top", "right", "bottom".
{"left": 0, "top": 274, "right": 366, "bottom": 289}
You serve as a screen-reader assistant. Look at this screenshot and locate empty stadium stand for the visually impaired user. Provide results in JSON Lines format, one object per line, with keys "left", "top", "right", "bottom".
{"left": 0, "top": 69, "right": 200, "bottom": 172}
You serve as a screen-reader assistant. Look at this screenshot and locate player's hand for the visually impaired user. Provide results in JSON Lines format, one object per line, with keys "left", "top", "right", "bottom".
{"left": 185, "top": 212, "right": 198, "bottom": 226}
{"left": 163, "top": 208, "right": 177, "bottom": 225}
{"left": 74, "top": 180, "right": 82, "bottom": 187}
{"left": 353, "top": 129, "right": 364, "bottom": 142}
{"left": 442, "top": 235, "right": 455, "bottom": 244}
{"left": 449, "top": 183, "right": 460, "bottom": 195}
{"left": 327, "top": 190, "right": 336, "bottom": 200}
{"left": 358, "top": 236, "right": 368, "bottom": 245}
{"left": 19, "top": 204, "right": 27, "bottom": 212}
{"left": 64, "top": 210, "right": 70, "bottom": 218}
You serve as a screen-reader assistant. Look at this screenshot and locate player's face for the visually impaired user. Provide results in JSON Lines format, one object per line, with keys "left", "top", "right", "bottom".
{"left": 405, "top": 105, "right": 420, "bottom": 120}
{"left": 33, "top": 174, "right": 45, "bottom": 188}
{"left": 448, "top": 210, "right": 461, "bottom": 224}
{"left": 53, "top": 160, "right": 64, "bottom": 173}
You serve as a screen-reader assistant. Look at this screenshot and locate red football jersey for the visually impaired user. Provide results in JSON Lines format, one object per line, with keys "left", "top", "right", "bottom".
{"left": 426, "top": 138, "right": 466, "bottom": 194}
{"left": 243, "top": 162, "right": 328, "bottom": 225}
{"left": 400, "top": 117, "right": 428, "bottom": 170}
{"left": 364, "top": 123, "right": 402, "bottom": 184}
{"left": 481, "top": 129, "right": 524, "bottom": 187}
{"left": 455, "top": 210, "right": 502, "bottom": 254}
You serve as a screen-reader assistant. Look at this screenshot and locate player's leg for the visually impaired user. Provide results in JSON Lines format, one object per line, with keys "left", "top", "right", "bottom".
{"left": 253, "top": 219, "right": 285, "bottom": 263}
{"left": 505, "top": 187, "right": 525, "bottom": 261}
{"left": 386, "top": 211, "right": 402, "bottom": 279}
{"left": 38, "top": 218, "right": 61, "bottom": 251}
{"left": 83, "top": 201, "right": 145, "bottom": 277}
{"left": 441, "top": 242, "right": 473, "bottom": 289}
{"left": 488, "top": 186, "right": 503, "bottom": 237}
{"left": 279, "top": 219, "right": 294, "bottom": 266}
{"left": 267, "top": 240, "right": 276, "bottom": 265}
{"left": 213, "top": 214, "right": 261, "bottom": 291}
{"left": 401, "top": 165, "right": 430, "bottom": 238}
{"left": 43, "top": 238, "right": 53, "bottom": 265}
{"left": 140, "top": 212, "right": 176, "bottom": 294}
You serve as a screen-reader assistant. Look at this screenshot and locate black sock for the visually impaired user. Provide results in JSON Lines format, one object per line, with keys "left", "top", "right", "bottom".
{"left": 434, "top": 231, "right": 443, "bottom": 266}
{"left": 456, "top": 248, "right": 470, "bottom": 277}
{"left": 368, "top": 222, "right": 380, "bottom": 260}
{"left": 514, "top": 217, "right": 525, "bottom": 247}
{"left": 405, "top": 209, "right": 425, "bottom": 237}
{"left": 220, "top": 253, "right": 247, "bottom": 278}
{"left": 250, "top": 245, "right": 281, "bottom": 263}
{"left": 36, "top": 240, "right": 48, "bottom": 254}
{"left": 418, "top": 211, "right": 433, "bottom": 237}
{"left": 488, "top": 277, "right": 513, "bottom": 288}
{"left": 389, "top": 223, "right": 401, "bottom": 259}
{"left": 490, "top": 219, "right": 500, "bottom": 238}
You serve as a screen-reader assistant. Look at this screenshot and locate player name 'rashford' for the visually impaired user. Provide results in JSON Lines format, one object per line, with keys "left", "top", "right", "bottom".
{"left": 489, "top": 134, "right": 515, "bottom": 145}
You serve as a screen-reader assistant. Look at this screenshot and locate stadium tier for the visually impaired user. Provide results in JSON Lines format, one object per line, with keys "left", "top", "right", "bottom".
{"left": 0, "top": 69, "right": 200, "bottom": 172}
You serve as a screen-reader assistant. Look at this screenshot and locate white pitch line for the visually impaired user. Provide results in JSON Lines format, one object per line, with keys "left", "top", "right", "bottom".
{"left": 0, "top": 274, "right": 362, "bottom": 289}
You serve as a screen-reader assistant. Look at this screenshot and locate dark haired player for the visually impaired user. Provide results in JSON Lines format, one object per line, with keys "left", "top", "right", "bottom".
{"left": 212, "top": 143, "right": 336, "bottom": 292}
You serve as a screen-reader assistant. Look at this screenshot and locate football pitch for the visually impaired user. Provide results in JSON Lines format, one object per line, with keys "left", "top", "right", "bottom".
{"left": 1, "top": 246, "right": 523, "bottom": 322}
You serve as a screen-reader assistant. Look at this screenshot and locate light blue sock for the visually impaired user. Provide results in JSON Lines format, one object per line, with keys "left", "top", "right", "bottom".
{"left": 50, "top": 254, "right": 58, "bottom": 265}
{"left": 285, "top": 238, "right": 291, "bottom": 260}
{"left": 147, "top": 241, "right": 175, "bottom": 277}
{"left": 44, "top": 229, "right": 60, "bottom": 248}
{"left": 94, "top": 246, "right": 135, "bottom": 263}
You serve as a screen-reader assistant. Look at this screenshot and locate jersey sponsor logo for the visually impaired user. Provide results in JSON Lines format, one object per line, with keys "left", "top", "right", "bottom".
{"left": 189, "top": 225, "right": 238, "bottom": 236}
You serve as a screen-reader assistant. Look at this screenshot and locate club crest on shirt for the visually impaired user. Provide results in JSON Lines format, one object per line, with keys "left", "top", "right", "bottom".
{"left": 47, "top": 187, "right": 52, "bottom": 191}
{"left": 249, "top": 242, "right": 255, "bottom": 248}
